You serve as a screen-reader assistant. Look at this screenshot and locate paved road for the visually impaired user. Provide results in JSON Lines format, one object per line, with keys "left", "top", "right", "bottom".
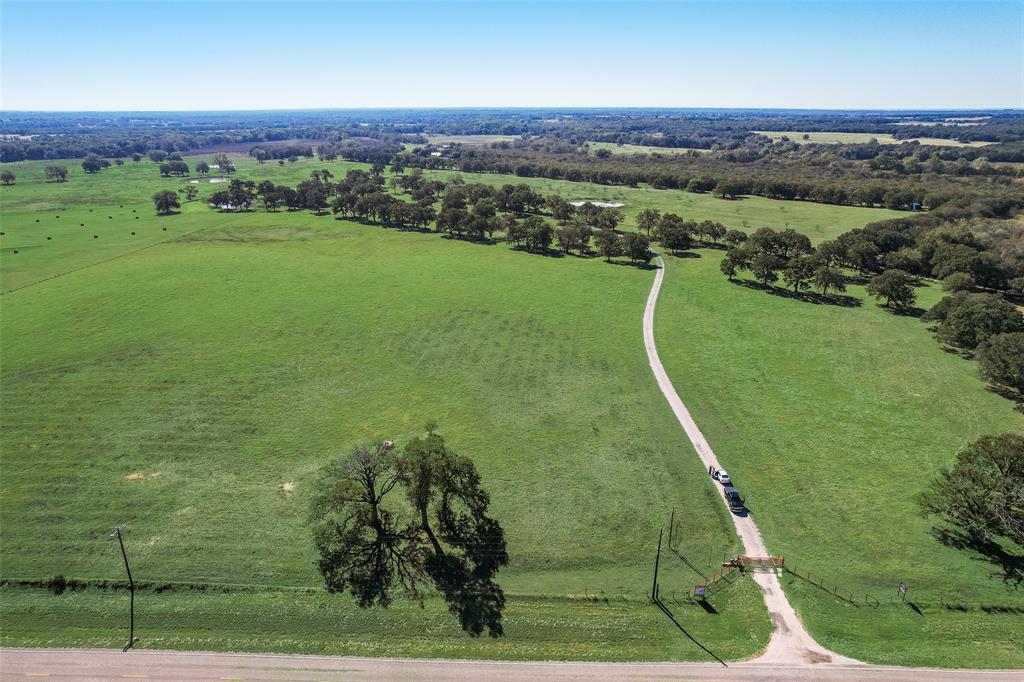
{"left": 3, "top": 649, "right": 1022, "bottom": 681}
{"left": 642, "top": 255, "right": 856, "bottom": 666}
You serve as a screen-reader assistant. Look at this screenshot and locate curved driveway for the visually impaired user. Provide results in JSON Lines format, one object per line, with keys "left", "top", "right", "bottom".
{"left": 643, "top": 255, "right": 857, "bottom": 666}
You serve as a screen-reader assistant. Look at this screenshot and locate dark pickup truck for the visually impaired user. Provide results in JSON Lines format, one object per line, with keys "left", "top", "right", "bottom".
{"left": 723, "top": 486, "right": 745, "bottom": 513}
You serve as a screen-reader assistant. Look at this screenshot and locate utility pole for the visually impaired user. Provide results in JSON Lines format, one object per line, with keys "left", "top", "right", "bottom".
{"left": 651, "top": 527, "right": 663, "bottom": 602}
{"left": 111, "top": 526, "right": 135, "bottom": 652}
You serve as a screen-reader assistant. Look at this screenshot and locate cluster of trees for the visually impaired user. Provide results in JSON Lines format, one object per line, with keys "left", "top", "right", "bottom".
{"left": 922, "top": 293, "right": 1024, "bottom": 393}
{"left": 250, "top": 144, "right": 315, "bottom": 163}
{"left": 81, "top": 153, "right": 111, "bottom": 173}
{"left": 159, "top": 160, "right": 190, "bottom": 176}
{"left": 918, "top": 433, "right": 1023, "bottom": 579}
{"left": 816, "top": 217, "right": 1020, "bottom": 293}
{"left": 718, "top": 227, "right": 852, "bottom": 297}
{"left": 45, "top": 165, "right": 68, "bottom": 182}
{"left": 310, "top": 432, "right": 507, "bottom": 637}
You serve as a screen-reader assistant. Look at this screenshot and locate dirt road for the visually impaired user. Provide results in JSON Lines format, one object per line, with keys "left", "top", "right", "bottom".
{"left": 642, "top": 255, "right": 857, "bottom": 665}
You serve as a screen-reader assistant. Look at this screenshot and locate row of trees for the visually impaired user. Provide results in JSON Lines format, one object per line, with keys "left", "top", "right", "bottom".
{"left": 717, "top": 226, "right": 853, "bottom": 296}
{"left": 196, "top": 166, "right": 655, "bottom": 265}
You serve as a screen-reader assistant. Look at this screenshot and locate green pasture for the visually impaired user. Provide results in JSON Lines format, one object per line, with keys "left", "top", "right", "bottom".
{"left": 425, "top": 134, "right": 520, "bottom": 145}
{"left": 754, "top": 130, "right": 993, "bottom": 147}
{"left": 2, "top": 155, "right": 1018, "bottom": 665}
{"left": 0, "top": 156, "right": 772, "bottom": 660}
{"left": 0, "top": 579, "right": 769, "bottom": 661}
{"left": 587, "top": 141, "right": 709, "bottom": 156}
{"left": 653, "top": 250, "right": 1024, "bottom": 665}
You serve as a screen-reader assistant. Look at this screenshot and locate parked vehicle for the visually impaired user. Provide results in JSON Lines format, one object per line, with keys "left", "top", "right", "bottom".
{"left": 716, "top": 470, "right": 731, "bottom": 485}
{"left": 723, "top": 486, "right": 744, "bottom": 513}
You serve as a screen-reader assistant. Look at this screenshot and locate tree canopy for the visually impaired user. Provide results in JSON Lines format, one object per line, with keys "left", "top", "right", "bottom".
{"left": 918, "top": 434, "right": 1024, "bottom": 572}
{"left": 310, "top": 433, "right": 508, "bottom": 637}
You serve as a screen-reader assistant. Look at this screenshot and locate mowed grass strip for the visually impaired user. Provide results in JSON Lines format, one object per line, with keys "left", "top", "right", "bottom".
{"left": 0, "top": 577, "right": 770, "bottom": 661}
{"left": 653, "top": 250, "right": 1024, "bottom": 665}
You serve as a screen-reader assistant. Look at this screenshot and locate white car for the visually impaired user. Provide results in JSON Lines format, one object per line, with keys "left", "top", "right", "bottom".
{"left": 716, "top": 470, "right": 731, "bottom": 485}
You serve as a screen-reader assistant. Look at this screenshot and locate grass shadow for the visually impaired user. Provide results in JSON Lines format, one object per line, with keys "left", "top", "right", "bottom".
{"left": 730, "top": 279, "right": 862, "bottom": 308}
{"left": 930, "top": 527, "right": 1024, "bottom": 587}
{"left": 984, "top": 383, "right": 1024, "bottom": 411}
{"left": 669, "top": 546, "right": 707, "bottom": 579}
{"left": 653, "top": 598, "right": 727, "bottom": 667}
{"left": 606, "top": 259, "right": 659, "bottom": 270}
{"left": 697, "top": 599, "right": 718, "bottom": 614}
{"left": 887, "top": 305, "right": 927, "bottom": 318}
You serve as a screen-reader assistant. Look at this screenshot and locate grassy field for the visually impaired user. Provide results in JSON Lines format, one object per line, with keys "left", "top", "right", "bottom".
{"left": 1, "top": 156, "right": 900, "bottom": 293}
{"left": 0, "top": 157, "right": 771, "bottom": 660}
{"left": 425, "top": 134, "right": 520, "bottom": 145}
{"left": 653, "top": 250, "right": 1024, "bottom": 666}
{"left": 587, "top": 142, "right": 708, "bottom": 156}
{"left": 0, "top": 580, "right": 770, "bottom": 661}
{"left": 754, "top": 131, "right": 994, "bottom": 147}
{"left": 4, "top": 154, "right": 1017, "bottom": 665}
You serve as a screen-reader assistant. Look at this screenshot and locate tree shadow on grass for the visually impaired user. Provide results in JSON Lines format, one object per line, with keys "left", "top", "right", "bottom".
{"left": 984, "top": 383, "right": 1024, "bottom": 412}
{"left": 664, "top": 250, "right": 702, "bottom": 259}
{"left": 441, "top": 234, "right": 502, "bottom": 246}
{"left": 606, "top": 259, "right": 659, "bottom": 270}
{"left": 886, "top": 304, "right": 927, "bottom": 318}
{"left": 730, "top": 278, "right": 862, "bottom": 308}
{"left": 508, "top": 246, "right": 565, "bottom": 259}
{"left": 931, "top": 527, "right": 1024, "bottom": 587}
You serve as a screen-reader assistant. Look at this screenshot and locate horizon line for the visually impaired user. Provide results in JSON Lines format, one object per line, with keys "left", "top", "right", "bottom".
{"left": 2, "top": 106, "right": 1023, "bottom": 115}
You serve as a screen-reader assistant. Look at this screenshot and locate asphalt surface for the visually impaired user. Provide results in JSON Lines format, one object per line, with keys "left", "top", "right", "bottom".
{"left": 3, "top": 649, "right": 1023, "bottom": 681}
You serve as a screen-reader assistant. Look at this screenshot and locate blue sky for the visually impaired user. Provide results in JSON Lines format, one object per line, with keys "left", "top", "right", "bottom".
{"left": 1, "top": 1, "right": 1021, "bottom": 110}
